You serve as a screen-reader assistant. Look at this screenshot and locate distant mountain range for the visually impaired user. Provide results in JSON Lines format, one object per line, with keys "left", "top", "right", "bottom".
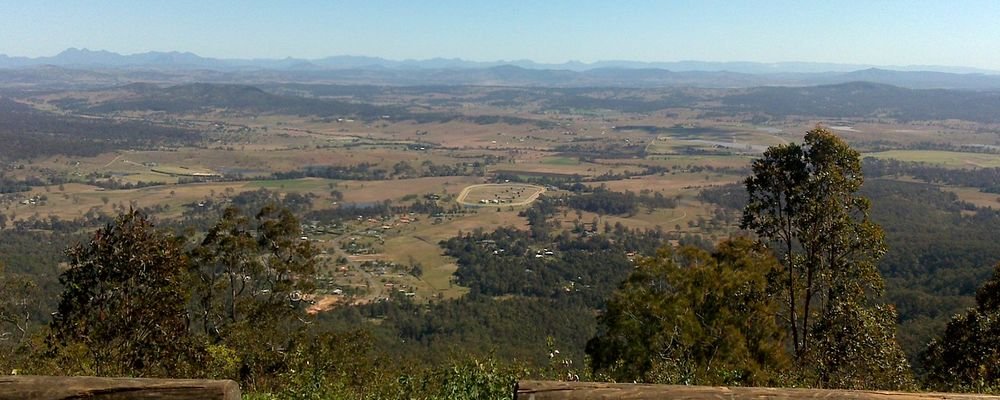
{"left": 3, "top": 48, "right": 1000, "bottom": 89}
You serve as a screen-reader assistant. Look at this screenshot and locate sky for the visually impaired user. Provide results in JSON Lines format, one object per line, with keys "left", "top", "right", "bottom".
{"left": 3, "top": 0, "right": 1000, "bottom": 69}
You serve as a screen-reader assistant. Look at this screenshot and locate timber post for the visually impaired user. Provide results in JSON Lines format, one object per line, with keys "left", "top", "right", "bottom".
{"left": 0, "top": 375, "right": 240, "bottom": 400}
{"left": 515, "top": 380, "right": 1000, "bottom": 400}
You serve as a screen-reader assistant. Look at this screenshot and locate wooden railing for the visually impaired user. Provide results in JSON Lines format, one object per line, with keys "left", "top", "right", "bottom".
{"left": 0, "top": 376, "right": 240, "bottom": 400}
{"left": 516, "top": 380, "right": 1000, "bottom": 400}
{"left": 6, "top": 376, "right": 1000, "bottom": 399}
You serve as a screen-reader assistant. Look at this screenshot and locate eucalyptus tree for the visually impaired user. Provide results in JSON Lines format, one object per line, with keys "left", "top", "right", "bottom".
{"left": 742, "top": 127, "right": 911, "bottom": 389}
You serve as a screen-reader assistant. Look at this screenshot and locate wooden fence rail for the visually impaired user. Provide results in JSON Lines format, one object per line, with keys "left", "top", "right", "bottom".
{"left": 0, "top": 375, "right": 240, "bottom": 400}
{"left": 516, "top": 380, "right": 1000, "bottom": 400}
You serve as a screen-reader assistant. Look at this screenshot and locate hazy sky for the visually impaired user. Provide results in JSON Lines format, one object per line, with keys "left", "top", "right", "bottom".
{"left": 3, "top": 0, "right": 1000, "bottom": 69}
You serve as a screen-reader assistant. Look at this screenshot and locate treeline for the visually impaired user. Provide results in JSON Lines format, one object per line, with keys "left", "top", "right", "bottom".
{"left": 303, "top": 198, "right": 447, "bottom": 224}
{"left": 442, "top": 226, "right": 665, "bottom": 307}
{"left": 273, "top": 160, "right": 484, "bottom": 181}
{"left": 0, "top": 174, "right": 41, "bottom": 193}
{"left": 553, "top": 143, "right": 648, "bottom": 159}
{"left": 318, "top": 294, "right": 596, "bottom": 367}
{"left": 273, "top": 162, "right": 389, "bottom": 180}
{"left": 864, "top": 157, "right": 1000, "bottom": 193}
{"left": 564, "top": 186, "right": 679, "bottom": 216}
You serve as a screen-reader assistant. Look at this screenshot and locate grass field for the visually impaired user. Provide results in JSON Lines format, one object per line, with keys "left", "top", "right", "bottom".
{"left": 864, "top": 150, "right": 1000, "bottom": 168}
{"left": 492, "top": 161, "right": 635, "bottom": 177}
{"left": 247, "top": 178, "right": 340, "bottom": 190}
{"left": 539, "top": 156, "right": 581, "bottom": 165}
{"left": 381, "top": 235, "right": 466, "bottom": 300}
{"left": 937, "top": 185, "right": 1000, "bottom": 209}
{"left": 646, "top": 129, "right": 781, "bottom": 155}
{"left": 587, "top": 172, "right": 742, "bottom": 194}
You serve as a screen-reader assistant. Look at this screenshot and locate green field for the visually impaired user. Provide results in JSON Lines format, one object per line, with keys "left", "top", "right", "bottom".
{"left": 247, "top": 178, "right": 339, "bottom": 190}
{"left": 864, "top": 150, "right": 1000, "bottom": 168}
{"left": 539, "top": 156, "right": 581, "bottom": 165}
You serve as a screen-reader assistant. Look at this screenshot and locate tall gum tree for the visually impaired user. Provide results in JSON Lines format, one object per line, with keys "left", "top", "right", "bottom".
{"left": 741, "top": 127, "right": 911, "bottom": 389}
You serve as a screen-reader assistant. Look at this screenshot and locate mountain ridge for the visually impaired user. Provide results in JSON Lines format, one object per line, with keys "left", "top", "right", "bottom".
{"left": 3, "top": 48, "right": 999, "bottom": 75}
{"left": 4, "top": 50, "right": 1000, "bottom": 90}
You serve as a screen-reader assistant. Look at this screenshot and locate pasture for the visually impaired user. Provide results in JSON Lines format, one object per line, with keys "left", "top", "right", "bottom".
{"left": 864, "top": 150, "right": 1000, "bottom": 169}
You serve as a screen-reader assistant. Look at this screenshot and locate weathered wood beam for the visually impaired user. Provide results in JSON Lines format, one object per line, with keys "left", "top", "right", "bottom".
{"left": 0, "top": 375, "right": 240, "bottom": 400}
{"left": 516, "top": 380, "right": 1000, "bottom": 400}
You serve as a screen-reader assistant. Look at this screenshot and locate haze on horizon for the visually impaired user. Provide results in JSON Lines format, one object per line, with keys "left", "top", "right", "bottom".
{"left": 3, "top": 0, "right": 1000, "bottom": 71}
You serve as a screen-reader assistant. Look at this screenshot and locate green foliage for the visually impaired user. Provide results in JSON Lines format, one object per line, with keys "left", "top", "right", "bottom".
{"left": 0, "top": 261, "right": 39, "bottom": 373}
{"left": 270, "top": 331, "right": 378, "bottom": 400}
{"left": 586, "top": 238, "right": 787, "bottom": 386}
{"left": 252, "top": 336, "right": 521, "bottom": 400}
{"left": 921, "top": 263, "right": 1000, "bottom": 392}
{"left": 442, "top": 222, "right": 667, "bottom": 307}
{"left": 742, "top": 127, "right": 912, "bottom": 389}
{"left": 319, "top": 293, "right": 596, "bottom": 369}
{"left": 190, "top": 204, "right": 317, "bottom": 341}
{"left": 48, "top": 209, "right": 197, "bottom": 377}
{"left": 387, "top": 358, "right": 522, "bottom": 400}
{"left": 810, "top": 302, "right": 912, "bottom": 389}
{"left": 0, "top": 261, "right": 36, "bottom": 347}
{"left": 190, "top": 205, "right": 258, "bottom": 339}
{"left": 185, "top": 203, "right": 319, "bottom": 391}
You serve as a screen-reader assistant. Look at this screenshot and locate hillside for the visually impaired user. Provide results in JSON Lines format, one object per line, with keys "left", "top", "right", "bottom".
{"left": 722, "top": 82, "right": 1000, "bottom": 123}
{"left": 64, "top": 83, "right": 405, "bottom": 118}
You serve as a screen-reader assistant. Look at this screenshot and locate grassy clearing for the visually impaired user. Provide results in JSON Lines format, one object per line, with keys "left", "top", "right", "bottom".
{"left": 938, "top": 185, "right": 1000, "bottom": 209}
{"left": 539, "top": 156, "right": 580, "bottom": 166}
{"left": 247, "top": 178, "right": 340, "bottom": 191}
{"left": 587, "top": 172, "right": 742, "bottom": 194}
{"left": 14, "top": 181, "right": 258, "bottom": 221}
{"left": 864, "top": 150, "right": 1000, "bottom": 168}
{"left": 553, "top": 199, "right": 732, "bottom": 239}
{"left": 381, "top": 235, "right": 467, "bottom": 300}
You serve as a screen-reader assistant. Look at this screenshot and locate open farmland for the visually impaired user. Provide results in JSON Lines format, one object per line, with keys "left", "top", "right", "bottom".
{"left": 865, "top": 150, "right": 1000, "bottom": 168}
